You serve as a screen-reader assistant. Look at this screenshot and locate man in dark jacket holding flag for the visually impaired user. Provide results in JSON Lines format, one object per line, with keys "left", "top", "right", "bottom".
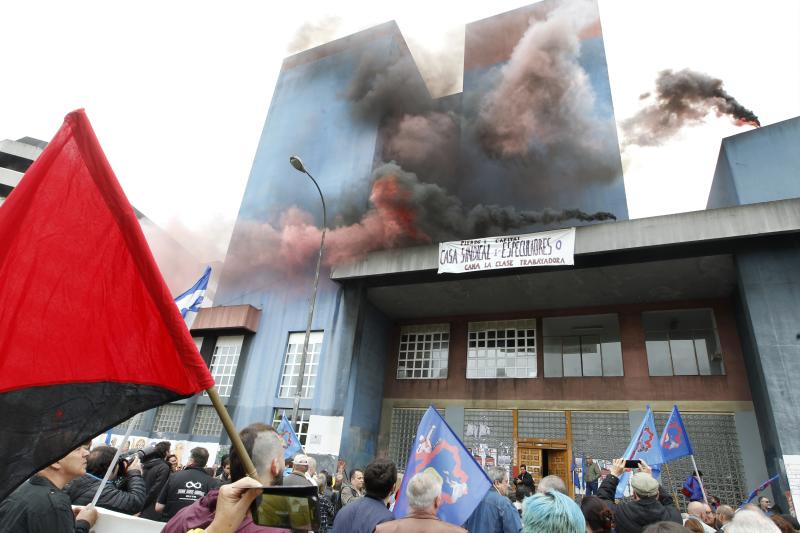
{"left": 597, "top": 458, "right": 681, "bottom": 533}
{"left": 0, "top": 443, "right": 98, "bottom": 532}
{"left": 66, "top": 445, "right": 146, "bottom": 514}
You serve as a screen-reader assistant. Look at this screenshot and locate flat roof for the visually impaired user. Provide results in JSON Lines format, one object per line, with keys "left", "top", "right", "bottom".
{"left": 331, "top": 198, "right": 800, "bottom": 281}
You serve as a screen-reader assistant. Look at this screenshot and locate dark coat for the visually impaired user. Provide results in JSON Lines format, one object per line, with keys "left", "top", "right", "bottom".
{"left": 597, "top": 474, "right": 682, "bottom": 533}
{"left": 0, "top": 475, "right": 91, "bottom": 533}
{"left": 157, "top": 466, "right": 220, "bottom": 520}
{"left": 140, "top": 457, "right": 170, "bottom": 520}
{"left": 332, "top": 494, "right": 394, "bottom": 533}
{"left": 66, "top": 470, "right": 146, "bottom": 514}
{"left": 515, "top": 471, "right": 535, "bottom": 490}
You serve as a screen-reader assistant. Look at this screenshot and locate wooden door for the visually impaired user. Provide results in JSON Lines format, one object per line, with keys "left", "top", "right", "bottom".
{"left": 547, "top": 449, "right": 568, "bottom": 487}
{"left": 517, "top": 446, "right": 543, "bottom": 484}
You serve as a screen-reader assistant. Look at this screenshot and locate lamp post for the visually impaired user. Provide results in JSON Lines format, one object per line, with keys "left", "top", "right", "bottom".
{"left": 288, "top": 155, "right": 326, "bottom": 434}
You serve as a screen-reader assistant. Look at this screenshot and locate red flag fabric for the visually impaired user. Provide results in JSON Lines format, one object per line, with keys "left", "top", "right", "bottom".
{"left": 0, "top": 110, "right": 214, "bottom": 501}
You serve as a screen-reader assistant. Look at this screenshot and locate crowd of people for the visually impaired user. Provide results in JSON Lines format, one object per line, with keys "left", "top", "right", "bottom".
{"left": 0, "top": 425, "right": 797, "bottom": 533}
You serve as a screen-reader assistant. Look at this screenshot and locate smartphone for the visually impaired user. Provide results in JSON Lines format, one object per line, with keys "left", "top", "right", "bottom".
{"left": 624, "top": 459, "right": 641, "bottom": 469}
{"left": 251, "top": 485, "right": 320, "bottom": 532}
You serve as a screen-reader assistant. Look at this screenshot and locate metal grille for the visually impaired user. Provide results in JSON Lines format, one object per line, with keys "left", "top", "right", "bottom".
{"left": 192, "top": 406, "right": 224, "bottom": 437}
{"left": 463, "top": 410, "right": 514, "bottom": 468}
{"left": 571, "top": 411, "right": 631, "bottom": 465}
{"left": 207, "top": 335, "right": 244, "bottom": 398}
{"left": 117, "top": 413, "right": 146, "bottom": 431}
{"left": 388, "top": 408, "right": 444, "bottom": 469}
{"left": 278, "top": 332, "right": 323, "bottom": 399}
{"left": 153, "top": 404, "right": 183, "bottom": 433}
{"left": 397, "top": 324, "right": 450, "bottom": 379}
{"left": 272, "top": 408, "right": 310, "bottom": 446}
{"left": 518, "top": 410, "right": 567, "bottom": 439}
{"left": 654, "top": 412, "right": 745, "bottom": 509}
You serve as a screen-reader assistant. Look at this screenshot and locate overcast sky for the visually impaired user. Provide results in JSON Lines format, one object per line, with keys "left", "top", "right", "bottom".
{"left": 2, "top": 0, "right": 799, "bottom": 263}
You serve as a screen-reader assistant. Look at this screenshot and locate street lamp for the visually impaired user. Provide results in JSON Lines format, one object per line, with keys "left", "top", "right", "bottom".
{"left": 288, "top": 155, "right": 326, "bottom": 434}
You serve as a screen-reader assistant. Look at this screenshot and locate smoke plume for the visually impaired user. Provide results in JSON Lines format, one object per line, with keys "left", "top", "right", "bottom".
{"left": 223, "top": 163, "right": 615, "bottom": 281}
{"left": 287, "top": 16, "right": 343, "bottom": 54}
{"left": 382, "top": 111, "right": 459, "bottom": 187}
{"left": 476, "top": 0, "right": 616, "bottom": 165}
{"left": 622, "top": 68, "right": 760, "bottom": 147}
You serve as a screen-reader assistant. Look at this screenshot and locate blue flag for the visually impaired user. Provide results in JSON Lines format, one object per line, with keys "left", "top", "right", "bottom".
{"left": 174, "top": 266, "right": 211, "bottom": 318}
{"left": 738, "top": 474, "right": 779, "bottom": 509}
{"left": 616, "top": 406, "right": 664, "bottom": 497}
{"left": 659, "top": 405, "right": 694, "bottom": 463}
{"left": 394, "top": 406, "right": 491, "bottom": 526}
{"left": 276, "top": 415, "right": 303, "bottom": 460}
{"left": 682, "top": 474, "right": 704, "bottom": 501}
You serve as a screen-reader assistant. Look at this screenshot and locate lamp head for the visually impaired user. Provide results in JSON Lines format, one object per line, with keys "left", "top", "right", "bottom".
{"left": 289, "top": 155, "right": 306, "bottom": 173}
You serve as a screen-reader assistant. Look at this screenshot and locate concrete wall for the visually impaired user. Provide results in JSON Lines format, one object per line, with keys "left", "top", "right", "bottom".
{"left": 707, "top": 116, "right": 800, "bottom": 209}
{"left": 735, "top": 239, "right": 800, "bottom": 509}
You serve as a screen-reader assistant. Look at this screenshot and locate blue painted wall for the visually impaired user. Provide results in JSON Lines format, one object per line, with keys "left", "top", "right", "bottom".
{"left": 708, "top": 116, "right": 800, "bottom": 209}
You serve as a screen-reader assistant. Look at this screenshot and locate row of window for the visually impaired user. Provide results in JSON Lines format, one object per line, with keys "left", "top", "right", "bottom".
{"left": 398, "top": 309, "right": 724, "bottom": 380}
{"left": 198, "top": 308, "right": 724, "bottom": 408}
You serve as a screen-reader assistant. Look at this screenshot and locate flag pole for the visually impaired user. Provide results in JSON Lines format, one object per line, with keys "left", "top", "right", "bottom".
{"left": 663, "top": 463, "right": 680, "bottom": 511}
{"left": 89, "top": 412, "right": 142, "bottom": 507}
{"left": 207, "top": 386, "right": 258, "bottom": 479}
{"left": 690, "top": 454, "right": 709, "bottom": 506}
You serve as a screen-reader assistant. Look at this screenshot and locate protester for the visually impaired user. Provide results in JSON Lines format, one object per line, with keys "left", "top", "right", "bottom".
{"left": 537, "top": 474, "right": 568, "bottom": 494}
{"left": 316, "top": 473, "right": 336, "bottom": 533}
{"left": 716, "top": 505, "right": 734, "bottom": 531}
{"left": 759, "top": 496, "right": 776, "bottom": 516}
{"left": 685, "top": 501, "right": 716, "bottom": 533}
{"left": 305, "top": 456, "right": 318, "bottom": 486}
{"left": 283, "top": 454, "right": 314, "bottom": 487}
{"left": 167, "top": 454, "right": 180, "bottom": 473}
{"left": 156, "top": 446, "right": 221, "bottom": 521}
{"left": 682, "top": 471, "right": 705, "bottom": 502}
{"left": 140, "top": 440, "right": 172, "bottom": 520}
{"left": 515, "top": 464, "right": 535, "bottom": 491}
{"left": 684, "top": 520, "right": 706, "bottom": 533}
{"left": 643, "top": 523, "right": 692, "bottom": 533}
{"left": 0, "top": 443, "right": 98, "bottom": 532}
{"left": 340, "top": 468, "right": 366, "bottom": 506}
{"left": 514, "top": 484, "right": 533, "bottom": 515}
{"left": 332, "top": 459, "right": 396, "bottom": 533}
{"left": 584, "top": 456, "right": 602, "bottom": 496}
{"left": 376, "top": 471, "right": 468, "bottom": 533}
{"left": 597, "top": 458, "right": 682, "bottom": 533}
{"left": 217, "top": 456, "right": 231, "bottom": 484}
{"left": 580, "top": 495, "right": 614, "bottom": 533}
{"left": 726, "top": 509, "right": 781, "bottom": 533}
{"left": 162, "top": 423, "right": 286, "bottom": 533}
{"left": 521, "top": 488, "right": 586, "bottom": 533}
{"left": 66, "top": 445, "right": 146, "bottom": 514}
{"left": 771, "top": 515, "right": 798, "bottom": 533}
{"left": 462, "top": 466, "right": 522, "bottom": 533}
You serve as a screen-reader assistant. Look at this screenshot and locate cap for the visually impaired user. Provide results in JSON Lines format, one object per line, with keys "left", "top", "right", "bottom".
{"left": 630, "top": 472, "right": 659, "bottom": 497}
{"left": 293, "top": 454, "right": 310, "bottom": 466}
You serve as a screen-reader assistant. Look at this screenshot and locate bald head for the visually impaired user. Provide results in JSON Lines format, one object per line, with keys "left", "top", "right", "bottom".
{"left": 687, "top": 501, "right": 706, "bottom": 516}
{"left": 536, "top": 475, "right": 567, "bottom": 495}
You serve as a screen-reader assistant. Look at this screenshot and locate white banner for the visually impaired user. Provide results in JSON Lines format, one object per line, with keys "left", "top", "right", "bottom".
{"left": 305, "top": 415, "right": 344, "bottom": 456}
{"left": 438, "top": 228, "right": 576, "bottom": 274}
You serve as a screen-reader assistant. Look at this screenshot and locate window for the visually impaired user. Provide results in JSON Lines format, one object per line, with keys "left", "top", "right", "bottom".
{"left": 278, "top": 332, "right": 323, "bottom": 399}
{"left": 467, "top": 319, "right": 537, "bottom": 379}
{"left": 272, "top": 408, "right": 310, "bottom": 446}
{"left": 207, "top": 335, "right": 243, "bottom": 398}
{"left": 397, "top": 324, "right": 449, "bottom": 379}
{"left": 153, "top": 404, "right": 184, "bottom": 433}
{"left": 543, "top": 314, "right": 623, "bottom": 377}
{"left": 192, "top": 406, "right": 224, "bottom": 437}
{"left": 643, "top": 309, "right": 724, "bottom": 376}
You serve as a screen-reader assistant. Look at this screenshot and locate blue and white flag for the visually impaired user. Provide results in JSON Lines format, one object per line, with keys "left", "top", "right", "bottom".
{"left": 394, "top": 406, "right": 491, "bottom": 526}
{"left": 276, "top": 415, "right": 303, "bottom": 460}
{"left": 616, "top": 406, "right": 664, "bottom": 498}
{"left": 174, "top": 266, "right": 211, "bottom": 318}
{"left": 738, "top": 474, "right": 779, "bottom": 510}
{"left": 659, "top": 405, "right": 694, "bottom": 463}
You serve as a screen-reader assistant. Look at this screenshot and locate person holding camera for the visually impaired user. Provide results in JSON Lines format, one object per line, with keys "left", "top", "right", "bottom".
{"left": 596, "top": 458, "right": 682, "bottom": 533}
{"left": 66, "top": 445, "right": 146, "bottom": 514}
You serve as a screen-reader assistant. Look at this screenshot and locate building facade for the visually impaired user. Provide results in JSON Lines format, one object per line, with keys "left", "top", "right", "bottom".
{"left": 115, "top": 0, "right": 800, "bottom": 512}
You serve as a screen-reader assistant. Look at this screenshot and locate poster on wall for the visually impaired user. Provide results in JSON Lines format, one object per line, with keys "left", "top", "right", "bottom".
{"left": 438, "top": 228, "right": 576, "bottom": 274}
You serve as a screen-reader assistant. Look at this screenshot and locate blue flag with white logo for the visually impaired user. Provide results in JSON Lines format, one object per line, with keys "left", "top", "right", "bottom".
{"left": 276, "top": 415, "right": 303, "bottom": 460}
{"left": 616, "top": 406, "right": 664, "bottom": 498}
{"left": 738, "top": 474, "right": 779, "bottom": 510}
{"left": 659, "top": 405, "right": 694, "bottom": 463}
{"left": 174, "top": 266, "right": 211, "bottom": 318}
{"left": 394, "top": 406, "right": 491, "bottom": 526}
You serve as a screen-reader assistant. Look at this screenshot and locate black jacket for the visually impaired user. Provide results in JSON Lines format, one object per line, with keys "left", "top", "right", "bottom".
{"left": 65, "top": 470, "right": 146, "bottom": 514}
{"left": 0, "top": 475, "right": 91, "bottom": 533}
{"left": 515, "top": 471, "right": 535, "bottom": 490}
{"left": 140, "top": 457, "right": 170, "bottom": 520}
{"left": 157, "top": 466, "right": 220, "bottom": 521}
{"left": 597, "top": 474, "right": 682, "bottom": 533}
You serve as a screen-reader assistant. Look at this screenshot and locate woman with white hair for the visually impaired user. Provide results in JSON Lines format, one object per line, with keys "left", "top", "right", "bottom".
{"left": 726, "top": 509, "right": 781, "bottom": 533}
{"left": 375, "top": 471, "right": 467, "bottom": 533}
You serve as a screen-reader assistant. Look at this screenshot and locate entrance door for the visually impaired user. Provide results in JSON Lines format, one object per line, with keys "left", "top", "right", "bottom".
{"left": 517, "top": 446, "right": 543, "bottom": 485}
{"left": 547, "top": 449, "right": 568, "bottom": 486}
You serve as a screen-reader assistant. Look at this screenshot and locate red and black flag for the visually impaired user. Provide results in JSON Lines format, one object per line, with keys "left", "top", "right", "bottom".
{"left": 0, "top": 110, "right": 215, "bottom": 501}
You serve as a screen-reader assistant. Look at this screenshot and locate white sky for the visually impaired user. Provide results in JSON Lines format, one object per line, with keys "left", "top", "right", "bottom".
{"left": 2, "top": 0, "right": 799, "bottom": 262}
